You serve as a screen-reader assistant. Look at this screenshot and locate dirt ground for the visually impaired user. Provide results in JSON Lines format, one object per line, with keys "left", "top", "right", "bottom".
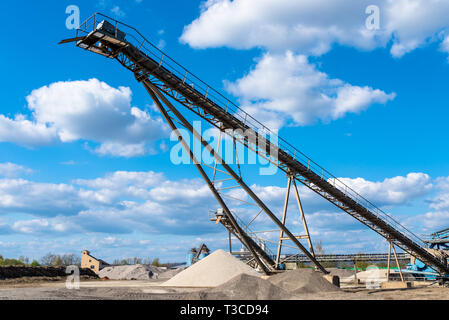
{"left": 0, "top": 277, "right": 447, "bottom": 300}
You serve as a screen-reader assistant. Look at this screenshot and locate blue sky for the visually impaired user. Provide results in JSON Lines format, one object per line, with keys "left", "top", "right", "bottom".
{"left": 1, "top": 0, "right": 449, "bottom": 263}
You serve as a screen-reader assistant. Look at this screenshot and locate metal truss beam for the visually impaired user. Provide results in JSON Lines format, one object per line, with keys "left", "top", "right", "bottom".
{"left": 144, "top": 80, "right": 328, "bottom": 274}
{"left": 282, "top": 253, "right": 410, "bottom": 263}
{"left": 143, "top": 81, "right": 274, "bottom": 275}
{"left": 275, "top": 175, "right": 315, "bottom": 267}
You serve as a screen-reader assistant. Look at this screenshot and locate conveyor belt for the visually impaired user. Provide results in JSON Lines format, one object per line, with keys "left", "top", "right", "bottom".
{"left": 68, "top": 13, "right": 449, "bottom": 275}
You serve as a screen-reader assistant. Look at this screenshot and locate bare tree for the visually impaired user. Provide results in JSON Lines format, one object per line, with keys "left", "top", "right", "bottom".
{"left": 119, "top": 259, "right": 129, "bottom": 265}
{"left": 40, "top": 253, "right": 56, "bottom": 266}
{"left": 314, "top": 240, "right": 325, "bottom": 255}
{"left": 50, "top": 255, "right": 63, "bottom": 267}
{"left": 18, "top": 256, "right": 29, "bottom": 265}
{"left": 61, "top": 254, "right": 81, "bottom": 266}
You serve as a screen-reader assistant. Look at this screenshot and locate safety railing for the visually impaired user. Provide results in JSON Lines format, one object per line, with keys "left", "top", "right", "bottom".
{"left": 208, "top": 210, "right": 275, "bottom": 261}
{"left": 76, "top": 13, "right": 425, "bottom": 250}
{"left": 234, "top": 213, "right": 276, "bottom": 258}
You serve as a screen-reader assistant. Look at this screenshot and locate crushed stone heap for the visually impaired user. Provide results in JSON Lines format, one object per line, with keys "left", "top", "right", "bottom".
{"left": 98, "top": 264, "right": 180, "bottom": 280}
{"left": 203, "top": 274, "right": 294, "bottom": 300}
{"left": 268, "top": 269, "right": 341, "bottom": 294}
{"left": 161, "top": 250, "right": 261, "bottom": 288}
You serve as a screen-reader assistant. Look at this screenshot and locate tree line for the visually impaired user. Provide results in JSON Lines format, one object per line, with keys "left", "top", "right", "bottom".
{"left": 0, "top": 253, "right": 182, "bottom": 268}
{"left": 0, "top": 253, "right": 80, "bottom": 267}
{"left": 112, "top": 257, "right": 162, "bottom": 267}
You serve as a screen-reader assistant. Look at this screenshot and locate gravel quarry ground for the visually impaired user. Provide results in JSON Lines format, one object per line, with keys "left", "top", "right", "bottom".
{"left": 0, "top": 278, "right": 447, "bottom": 300}
{"left": 0, "top": 251, "right": 447, "bottom": 300}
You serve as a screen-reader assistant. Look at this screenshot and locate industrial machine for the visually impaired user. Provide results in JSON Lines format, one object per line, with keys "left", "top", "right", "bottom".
{"left": 60, "top": 13, "right": 449, "bottom": 279}
{"left": 426, "top": 227, "right": 449, "bottom": 250}
{"left": 186, "top": 244, "right": 210, "bottom": 266}
{"left": 96, "top": 20, "right": 126, "bottom": 41}
{"left": 405, "top": 227, "right": 449, "bottom": 282}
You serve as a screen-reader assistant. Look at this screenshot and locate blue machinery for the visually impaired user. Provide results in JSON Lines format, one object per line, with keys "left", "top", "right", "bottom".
{"left": 61, "top": 13, "right": 449, "bottom": 279}
{"left": 405, "top": 228, "right": 449, "bottom": 282}
{"left": 186, "top": 244, "right": 210, "bottom": 266}
{"left": 426, "top": 227, "right": 449, "bottom": 250}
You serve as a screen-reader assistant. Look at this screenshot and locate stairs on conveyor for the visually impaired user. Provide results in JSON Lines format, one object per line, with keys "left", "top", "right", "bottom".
{"left": 210, "top": 211, "right": 277, "bottom": 272}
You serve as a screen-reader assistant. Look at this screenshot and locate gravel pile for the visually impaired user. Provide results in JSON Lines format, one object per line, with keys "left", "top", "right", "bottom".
{"left": 161, "top": 250, "right": 261, "bottom": 288}
{"left": 268, "top": 269, "right": 341, "bottom": 294}
{"left": 327, "top": 268, "right": 357, "bottom": 278}
{"left": 157, "top": 268, "right": 185, "bottom": 280}
{"left": 203, "top": 274, "right": 294, "bottom": 300}
{"left": 342, "top": 268, "right": 389, "bottom": 283}
{"left": 98, "top": 265, "right": 178, "bottom": 280}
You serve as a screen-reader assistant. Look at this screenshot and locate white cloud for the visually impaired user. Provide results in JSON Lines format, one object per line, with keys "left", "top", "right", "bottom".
{"left": 12, "top": 219, "right": 69, "bottom": 234}
{"left": 226, "top": 52, "right": 395, "bottom": 127}
{"left": 74, "top": 170, "right": 165, "bottom": 199}
{"left": 181, "top": 0, "right": 381, "bottom": 54}
{"left": 406, "top": 211, "right": 449, "bottom": 234}
{"left": 248, "top": 183, "right": 323, "bottom": 210}
{"left": 0, "top": 114, "right": 57, "bottom": 147}
{"left": 0, "top": 163, "right": 32, "bottom": 178}
{"left": 306, "top": 210, "right": 365, "bottom": 232}
{"left": 157, "top": 39, "right": 166, "bottom": 50}
{"left": 95, "top": 236, "right": 148, "bottom": 248}
{"left": 60, "top": 160, "right": 83, "bottom": 166}
{"left": 250, "top": 173, "right": 432, "bottom": 215}
{"left": 148, "top": 180, "right": 212, "bottom": 203}
{"left": 225, "top": 173, "right": 431, "bottom": 232}
{"left": 111, "top": 6, "right": 126, "bottom": 17}
{"left": 400, "top": 175, "right": 449, "bottom": 235}
{"left": 0, "top": 79, "right": 169, "bottom": 157}
{"left": 334, "top": 173, "right": 433, "bottom": 206}
{"left": 441, "top": 36, "right": 449, "bottom": 57}
{"left": 385, "top": 0, "right": 449, "bottom": 57}
{"left": 0, "top": 169, "right": 439, "bottom": 258}
{"left": 94, "top": 142, "right": 148, "bottom": 158}
{"left": 426, "top": 176, "right": 449, "bottom": 211}
{"left": 0, "top": 179, "right": 100, "bottom": 217}
{"left": 0, "top": 170, "right": 434, "bottom": 243}
{"left": 0, "top": 170, "right": 216, "bottom": 235}
{"left": 181, "top": 0, "right": 449, "bottom": 58}
{"left": 0, "top": 223, "right": 13, "bottom": 235}
{"left": 434, "top": 176, "right": 449, "bottom": 192}
{"left": 0, "top": 172, "right": 173, "bottom": 219}
{"left": 429, "top": 194, "right": 449, "bottom": 211}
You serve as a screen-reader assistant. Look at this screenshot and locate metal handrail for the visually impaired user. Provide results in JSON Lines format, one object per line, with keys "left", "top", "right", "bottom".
{"left": 75, "top": 13, "right": 425, "bottom": 249}
{"left": 232, "top": 212, "right": 276, "bottom": 259}
{"left": 209, "top": 210, "right": 276, "bottom": 261}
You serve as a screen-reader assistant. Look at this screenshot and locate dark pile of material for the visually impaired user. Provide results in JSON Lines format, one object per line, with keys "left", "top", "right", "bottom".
{"left": 0, "top": 266, "right": 98, "bottom": 280}
{"left": 268, "top": 269, "right": 341, "bottom": 294}
{"left": 201, "top": 274, "right": 294, "bottom": 300}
